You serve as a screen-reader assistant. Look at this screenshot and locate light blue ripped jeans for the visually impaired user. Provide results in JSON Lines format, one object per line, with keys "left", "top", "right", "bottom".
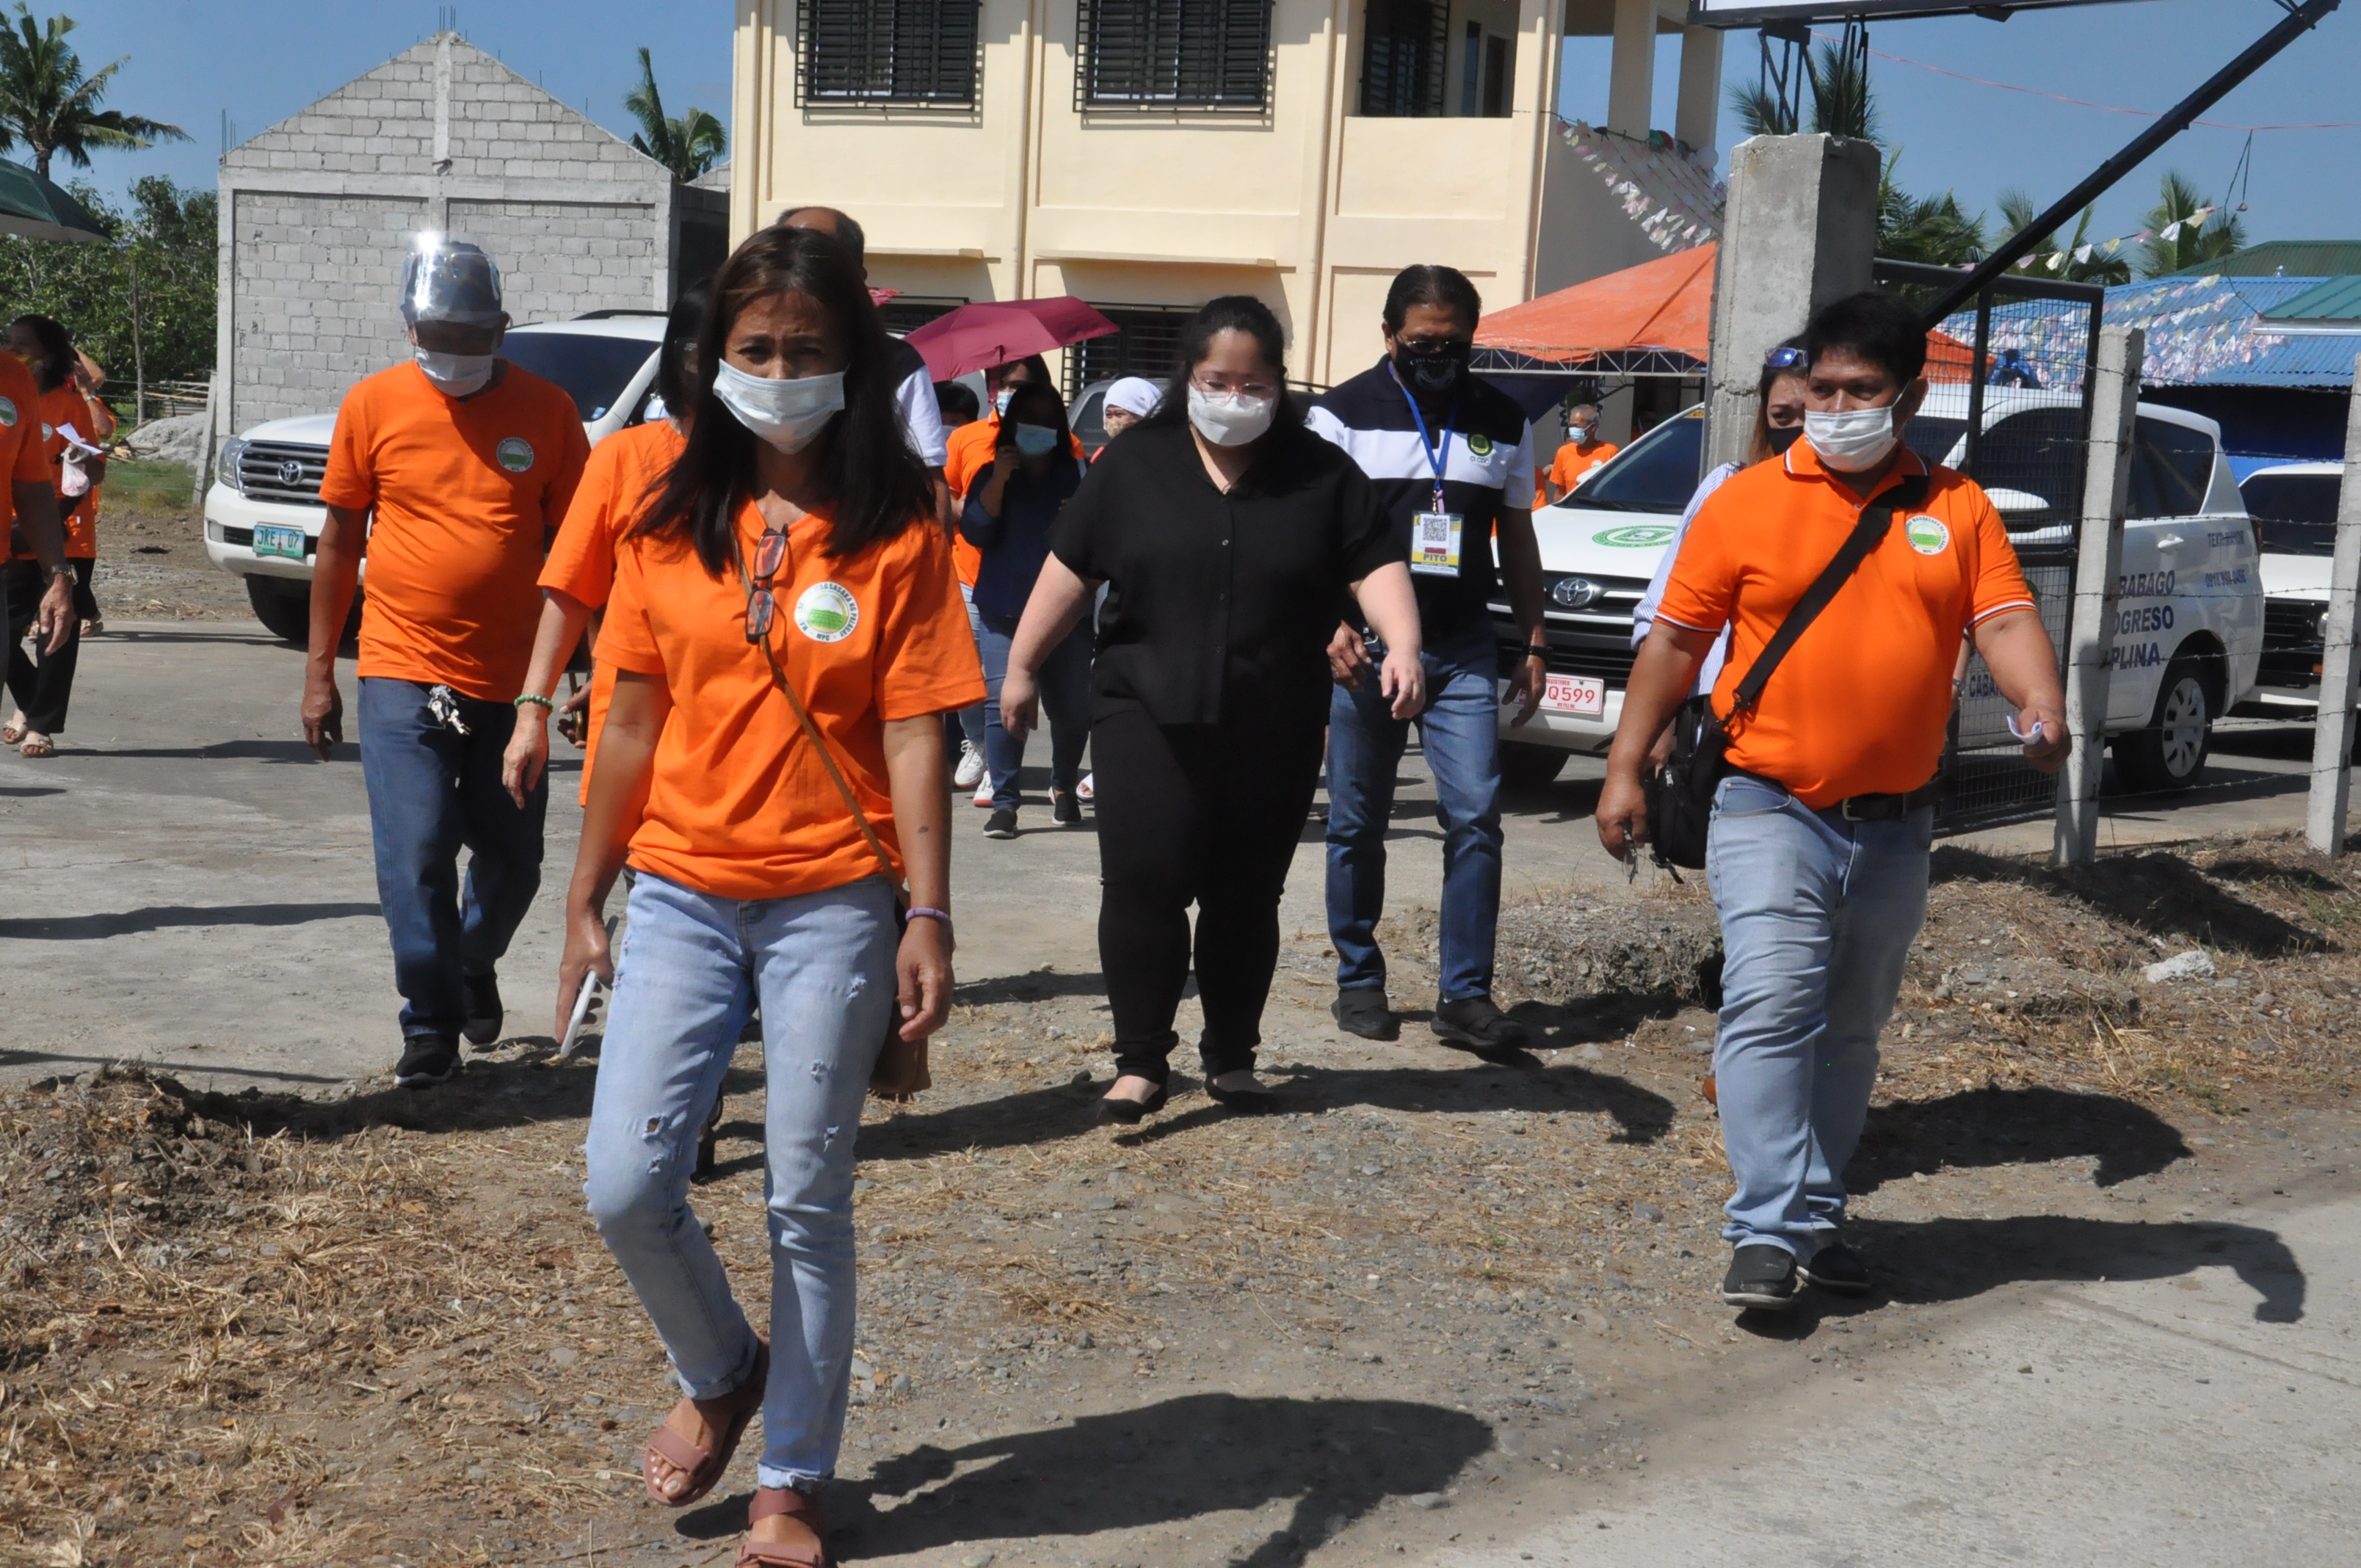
{"left": 583, "top": 869, "right": 897, "bottom": 1490}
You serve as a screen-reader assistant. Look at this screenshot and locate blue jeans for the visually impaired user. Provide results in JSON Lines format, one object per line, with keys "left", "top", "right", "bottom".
{"left": 1324, "top": 623, "right": 1505, "bottom": 1003}
{"left": 583, "top": 871, "right": 898, "bottom": 1490}
{"left": 975, "top": 603, "right": 1091, "bottom": 813}
{"left": 357, "top": 677, "right": 548, "bottom": 1039}
{"left": 1707, "top": 774, "right": 1932, "bottom": 1256}
{"left": 955, "top": 584, "right": 985, "bottom": 751}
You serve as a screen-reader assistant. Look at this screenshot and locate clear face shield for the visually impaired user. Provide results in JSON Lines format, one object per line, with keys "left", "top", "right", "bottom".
{"left": 401, "top": 234, "right": 506, "bottom": 395}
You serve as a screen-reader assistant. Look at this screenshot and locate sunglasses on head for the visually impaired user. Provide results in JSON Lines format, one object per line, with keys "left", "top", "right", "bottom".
{"left": 1765, "top": 346, "right": 1809, "bottom": 371}
{"left": 743, "top": 526, "right": 789, "bottom": 642}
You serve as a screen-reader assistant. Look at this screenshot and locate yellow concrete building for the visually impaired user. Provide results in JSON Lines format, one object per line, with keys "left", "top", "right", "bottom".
{"left": 730, "top": 0, "right": 1726, "bottom": 388}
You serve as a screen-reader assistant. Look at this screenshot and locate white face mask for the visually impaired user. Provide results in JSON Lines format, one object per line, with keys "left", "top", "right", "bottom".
{"left": 712, "top": 360, "right": 846, "bottom": 453}
{"left": 1187, "top": 385, "right": 1277, "bottom": 448}
{"left": 994, "top": 386, "right": 1017, "bottom": 418}
{"left": 416, "top": 349, "right": 496, "bottom": 398}
{"left": 1805, "top": 404, "right": 1900, "bottom": 473}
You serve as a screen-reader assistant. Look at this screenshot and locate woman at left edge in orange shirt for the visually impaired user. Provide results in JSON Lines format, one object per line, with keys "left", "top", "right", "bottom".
{"left": 2, "top": 314, "right": 111, "bottom": 758}
{"left": 502, "top": 278, "right": 708, "bottom": 811}
{"left": 557, "top": 224, "right": 983, "bottom": 1568}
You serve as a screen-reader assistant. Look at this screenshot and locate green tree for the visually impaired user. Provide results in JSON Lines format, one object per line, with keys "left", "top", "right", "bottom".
{"left": 624, "top": 47, "right": 725, "bottom": 184}
{"left": 2136, "top": 170, "right": 2246, "bottom": 280}
{"left": 0, "top": 7, "right": 188, "bottom": 178}
{"left": 0, "top": 175, "right": 217, "bottom": 412}
{"left": 1995, "top": 190, "right": 2132, "bottom": 286}
{"left": 1879, "top": 158, "right": 1986, "bottom": 269}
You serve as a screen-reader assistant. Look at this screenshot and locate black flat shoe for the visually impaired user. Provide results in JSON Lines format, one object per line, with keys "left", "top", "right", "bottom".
{"left": 1098, "top": 1086, "right": 1168, "bottom": 1125}
{"left": 1205, "top": 1080, "right": 1280, "bottom": 1114}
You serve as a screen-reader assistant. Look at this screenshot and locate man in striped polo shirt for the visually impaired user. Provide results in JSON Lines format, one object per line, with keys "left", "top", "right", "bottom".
{"left": 1308, "top": 264, "right": 1550, "bottom": 1055}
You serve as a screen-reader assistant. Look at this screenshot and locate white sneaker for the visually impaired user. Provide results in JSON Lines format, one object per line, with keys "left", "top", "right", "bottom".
{"left": 953, "top": 739, "right": 985, "bottom": 790}
{"left": 1077, "top": 772, "right": 1095, "bottom": 802}
{"left": 973, "top": 777, "right": 995, "bottom": 808}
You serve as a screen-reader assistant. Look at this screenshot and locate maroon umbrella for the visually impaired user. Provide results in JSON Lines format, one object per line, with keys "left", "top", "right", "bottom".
{"left": 904, "top": 297, "right": 1118, "bottom": 381}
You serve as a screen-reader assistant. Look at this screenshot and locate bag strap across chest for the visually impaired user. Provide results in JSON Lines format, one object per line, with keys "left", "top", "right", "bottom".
{"left": 1726, "top": 473, "right": 1932, "bottom": 718}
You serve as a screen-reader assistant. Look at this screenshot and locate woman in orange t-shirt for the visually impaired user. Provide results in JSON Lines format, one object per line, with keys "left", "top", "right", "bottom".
{"left": 503, "top": 279, "right": 708, "bottom": 810}
{"left": 2, "top": 314, "right": 109, "bottom": 756}
{"left": 562, "top": 225, "right": 984, "bottom": 1567}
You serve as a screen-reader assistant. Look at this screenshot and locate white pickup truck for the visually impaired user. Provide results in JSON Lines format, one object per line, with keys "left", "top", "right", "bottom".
{"left": 1489, "top": 390, "right": 2263, "bottom": 794}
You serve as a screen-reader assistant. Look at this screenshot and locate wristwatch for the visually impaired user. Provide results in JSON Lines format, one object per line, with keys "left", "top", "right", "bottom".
{"left": 46, "top": 564, "right": 72, "bottom": 583}
{"left": 1524, "top": 643, "right": 1550, "bottom": 659}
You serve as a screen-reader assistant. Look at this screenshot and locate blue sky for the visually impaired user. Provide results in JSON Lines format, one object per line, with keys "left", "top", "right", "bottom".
{"left": 79, "top": 0, "right": 2361, "bottom": 253}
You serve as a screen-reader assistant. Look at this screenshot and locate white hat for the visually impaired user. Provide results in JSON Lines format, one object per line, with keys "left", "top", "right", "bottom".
{"left": 1104, "top": 377, "right": 1163, "bottom": 418}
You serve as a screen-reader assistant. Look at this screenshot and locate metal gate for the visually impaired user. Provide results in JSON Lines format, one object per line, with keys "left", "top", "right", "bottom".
{"left": 1875, "top": 258, "right": 2108, "bottom": 832}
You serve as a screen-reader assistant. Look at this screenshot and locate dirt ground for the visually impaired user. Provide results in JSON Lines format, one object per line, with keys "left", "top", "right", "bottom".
{"left": 82, "top": 461, "right": 253, "bottom": 625}
{"left": 3, "top": 829, "right": 2356, "bottom": 1567}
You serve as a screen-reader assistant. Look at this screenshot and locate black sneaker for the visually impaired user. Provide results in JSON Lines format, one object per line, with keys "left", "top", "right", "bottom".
{"left": 1722, "top": 1244, "right": 1799, "bottom": 1310}
{"left": 461, "top": 970, "right": 504, "bottom": 1048}
{"left": 1799, "top": 1241, "right": 1873, "bottom": 1297}
{"left": 1431, "top": 994, "right": 1529, "bottom": 1053}
{"left": 1330, "top": 987, "right": 1398, "bottom": 1041}
{"left": 984, "top": 809, "right": 1019, "bottom": 840}
{"left": 394, "top": 1034, "right": 461, "bottom": 1088}
{"left": 1051, "top": 790, "right": 1083, "bottom": 827}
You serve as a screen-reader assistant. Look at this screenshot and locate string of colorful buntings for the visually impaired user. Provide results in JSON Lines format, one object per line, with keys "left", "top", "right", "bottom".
{"left": 2013, "top": 208, "right": 2221, "bottom": 274}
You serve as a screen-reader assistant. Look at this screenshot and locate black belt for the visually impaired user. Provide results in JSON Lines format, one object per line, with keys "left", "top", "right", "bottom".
{"left": 1731, "top": 770, "right": 1943, "bottom": 822}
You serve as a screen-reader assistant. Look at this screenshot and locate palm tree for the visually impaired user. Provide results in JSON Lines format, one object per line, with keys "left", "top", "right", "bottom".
{"left": 1878, "top": 151, "right": 1984, "bottom": 269}
{"left": 2136, "top": 170, "right": 2246, "bottom": 280}
{"left": 0, "top": 7, "right": 188, "bottom": 178}
{"left": 1729, "top": 38, "right": 1879, "bottom": 142}
{"left": 1996, "top": 190, "right": 2132, "bottom": 286}
{"left": 625, "top": 47, "right": 725, "bottom": 184}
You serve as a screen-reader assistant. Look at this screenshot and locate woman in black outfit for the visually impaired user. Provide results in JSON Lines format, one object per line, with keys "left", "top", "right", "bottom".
{"left": 1001, "top": 297, "right": 1425, "bottom": 1120}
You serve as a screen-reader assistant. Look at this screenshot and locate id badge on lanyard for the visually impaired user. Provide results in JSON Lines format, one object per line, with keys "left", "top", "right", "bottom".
{"left": 1401, "top": 380, "right": 1462, "bottom": 578}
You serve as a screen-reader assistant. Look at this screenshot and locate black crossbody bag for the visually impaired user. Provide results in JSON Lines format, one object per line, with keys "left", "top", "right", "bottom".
{"left": 1647, "top": 476, "right": 1929, "bottom": 870}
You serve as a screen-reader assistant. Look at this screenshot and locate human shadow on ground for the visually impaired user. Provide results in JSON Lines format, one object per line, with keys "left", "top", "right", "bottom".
{"left": 73, "top": 739, "right": 329, "bottom": 766}
{"left": 1730, "top": 1216, "right": 2304, "bottom": 1336}
{"left": 1929, "top": 845, "right": 2327, "bottom": 958}
{"left": 678, "top": 1394, "right": 1493, "bottom": 1566}
{"left": 1849, "top": 1084, "right": 2191, "bottom": 1192}
{"left": 0, "top": 899, "right": 381, "bottom": 940}
{"left": 955, "top": 968, "right": 1110, "bottom": 1006}
{"left": 0, "top": 785, "right": 63, "bottom": 798}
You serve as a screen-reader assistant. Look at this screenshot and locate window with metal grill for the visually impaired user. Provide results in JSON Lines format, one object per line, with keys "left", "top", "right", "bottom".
{"left": 878, "top": 296, "right": 968, "bottom": 338}
{"left": 1077, "top": 0, "right": 1273, "bottom": 109}
{"left": 1358, "top": 0, "right": 1447, "bottom": 117}
{"left": 1065, "top": 305, "right": 1192, "bottom": 398}
{"left": 797, "top": 0, "right": 981, "bottom": 107}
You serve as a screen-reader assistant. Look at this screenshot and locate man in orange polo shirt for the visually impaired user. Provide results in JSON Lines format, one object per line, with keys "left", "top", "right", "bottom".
{"left": 1597, "top": 291, "right": 2067, "bottom": 1312}
{"left": 1536, "top": 401, "right": 1617, "bottom": 505}
{"left": 303, "top": 236, "right": 590, "bottom": 1089}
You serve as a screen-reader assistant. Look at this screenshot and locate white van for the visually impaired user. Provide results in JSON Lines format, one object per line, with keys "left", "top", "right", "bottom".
{"left": 1490, "top": 391, "right": 2263, "bottom": 794}
{"left": 2238, "top": 462, "right": 2342, "bottom": 711}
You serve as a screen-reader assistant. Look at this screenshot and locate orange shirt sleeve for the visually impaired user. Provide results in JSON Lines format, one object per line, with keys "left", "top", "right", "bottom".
{"left": 872, "top": 522, "right": 989, "bottom": 722}
{"left": 317, "top": 385, "right": 377, "bottom": 510}
{"left": 1653, "top": 486, "right": 1740, "bottom": 636}
{"left": 542, "top": 434, "right": 625, "bottom": 607}
{"left": 1962, "top": 484, "right": 2038, "bottom": 626}
{"left": 595, "top": 538, "right": 666, "bottom": 677}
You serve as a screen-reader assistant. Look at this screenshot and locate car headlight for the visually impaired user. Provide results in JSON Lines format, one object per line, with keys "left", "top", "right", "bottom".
{"left": 220, "top": 436, "right": 247, "bottom": 495}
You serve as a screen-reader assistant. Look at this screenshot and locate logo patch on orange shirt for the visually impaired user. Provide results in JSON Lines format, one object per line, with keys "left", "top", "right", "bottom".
{"left": 1905, "top": 515, "right": 1951, "bottom": 556}
{"left": 794, "top": 581, "right": 859, "bottom": 644}
{"left": 0, "top": 398, "right": 18, "bottom": 427}
{"left": 496, "top": 437, "right": 534, "bottom": 473}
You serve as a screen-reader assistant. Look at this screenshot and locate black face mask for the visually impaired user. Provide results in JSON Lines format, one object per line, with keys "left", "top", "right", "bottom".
{"left": 1392, "top": 340, "right": 1470, "bottom": 399}
{"left": 1767, "top": 424, "right": 1804, "bottom": 454}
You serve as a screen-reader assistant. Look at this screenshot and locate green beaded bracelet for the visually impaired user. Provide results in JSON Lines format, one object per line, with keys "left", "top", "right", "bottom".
{"left": 514, "top": 693, "right": 555, "bottom": 711}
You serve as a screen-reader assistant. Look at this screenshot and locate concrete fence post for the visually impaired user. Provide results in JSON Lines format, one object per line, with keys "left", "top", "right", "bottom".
{"left": 2054, "top": 325, "right": 2144, "bottom": 867}
{"left": 2302, "top": 353, "right": 2361, "bottom": 855}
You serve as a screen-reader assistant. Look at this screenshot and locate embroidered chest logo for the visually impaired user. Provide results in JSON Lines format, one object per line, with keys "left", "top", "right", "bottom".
{"left": 0, "top": 397, "right": 19, "bottom": 428}
{"left": 496, "top": 437, "right": 534, "bottom": 473}
{"left": 1466, "top": 432, "right": 1494, "bottom": 457}
{"left": 794, "top": 581, "right": 860, "bottom": 644}
{"left": 1905, "top": 515, "right": 1951, "bottom": 556}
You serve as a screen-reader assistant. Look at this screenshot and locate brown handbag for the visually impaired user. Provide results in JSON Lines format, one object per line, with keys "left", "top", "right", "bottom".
{"left": 733, "top": 537, "right": 934, "bottom": 1101}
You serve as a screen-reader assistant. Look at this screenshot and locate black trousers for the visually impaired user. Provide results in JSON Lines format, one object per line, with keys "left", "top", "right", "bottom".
{"left": 1092, "top": 704, "right": 1327, "bottom": 1083}
{"left": 4, "top": 558, "right": 92, "bottom": 736}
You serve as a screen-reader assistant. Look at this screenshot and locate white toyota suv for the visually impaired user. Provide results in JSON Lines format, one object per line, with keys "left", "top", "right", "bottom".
{"left": 1490, "top": 391, "right": 2263, "bottom": 794}
{"left": 204, "top": 313, "right": 669, "bottom": 642}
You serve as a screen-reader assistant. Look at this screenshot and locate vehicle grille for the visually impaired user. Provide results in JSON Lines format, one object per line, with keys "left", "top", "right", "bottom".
{"left": 238, "top": 441, "right": 330, "bottom": 505}
{"left": 213, "top": 523, "right": 253, "bottom": 548}
{"left": 1489, "top": 574, "right": 1650, "bottom": 689}
{"left": 2259, "top": 597, "right": 2325, "bottom": 690}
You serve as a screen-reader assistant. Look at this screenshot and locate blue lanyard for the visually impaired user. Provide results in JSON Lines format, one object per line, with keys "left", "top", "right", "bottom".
{"left": 1389, "top": 365, "right": 1456, "bottom": 513}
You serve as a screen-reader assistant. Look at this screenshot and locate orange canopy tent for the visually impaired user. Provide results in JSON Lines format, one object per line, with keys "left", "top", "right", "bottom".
{"left": 1473, "top": 242, "right": 1980, "bottom": 382}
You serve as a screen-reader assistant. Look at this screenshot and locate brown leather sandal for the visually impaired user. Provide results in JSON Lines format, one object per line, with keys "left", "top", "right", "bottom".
{"left": 643, "top": 1335, "right": 769, "bottom": 1509}
{"left": 736, "top": 1485, "right": 829, "bottom": 1567}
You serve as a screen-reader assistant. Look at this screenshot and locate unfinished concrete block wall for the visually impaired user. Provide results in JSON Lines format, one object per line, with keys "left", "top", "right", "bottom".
{"left": 215, "top": 32, "right": 711, "bottom": 438}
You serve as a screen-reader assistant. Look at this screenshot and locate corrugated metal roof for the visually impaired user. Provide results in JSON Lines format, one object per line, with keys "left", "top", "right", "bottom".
{"left": 2171, "top": 241, "right": 2361, "bottom": 278}
{"left": 1930, "top": 275, "right": 2359, "bottom": 389}
{"left": 2265, "top": 275, "right": 2361, "bottom": 321}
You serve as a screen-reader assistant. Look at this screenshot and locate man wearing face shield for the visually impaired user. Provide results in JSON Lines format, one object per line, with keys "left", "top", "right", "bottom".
{"left": 1307, "top": 264, "right": 1549, "bottom": 1056}
{"left": 305, "top": 235, "right": 592, "bottom": 1089}
{"left": 1597, "top": 291, "right": 2067, "bottom": 1312}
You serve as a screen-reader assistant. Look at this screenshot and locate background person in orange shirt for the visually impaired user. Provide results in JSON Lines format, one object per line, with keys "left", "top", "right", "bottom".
{"left": 1536, "top": 400, "right": 1617, "bottom": 506}
{"left": 558, "top": 225, "right": 981, "bottom": 1567}
{"left": 305, "top": 235, "right": 591, "bottom": 1089}
{"left": 1597, "top": 292, "right": 2067, "bottom": 1314}
{"left": 1, "top": 315, "right": 107, "bottom": 757}
{"left": 502, "top": 277, "right": 709, "bottom": 809}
